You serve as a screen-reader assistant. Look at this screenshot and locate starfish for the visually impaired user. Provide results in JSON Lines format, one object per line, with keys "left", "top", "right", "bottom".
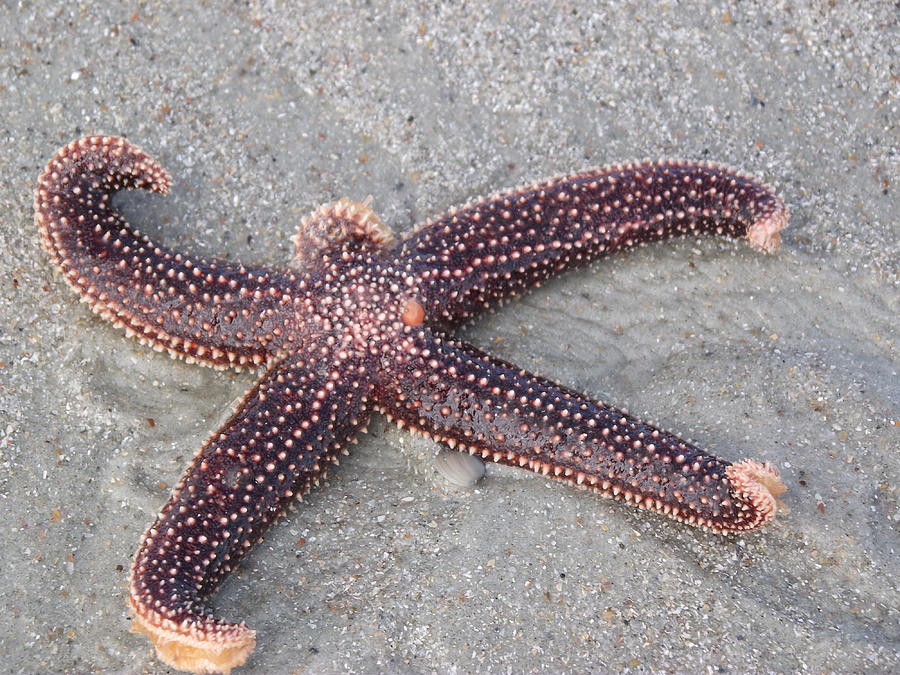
{"left": 35, "top": 135, "right": 789, "bottom": 674}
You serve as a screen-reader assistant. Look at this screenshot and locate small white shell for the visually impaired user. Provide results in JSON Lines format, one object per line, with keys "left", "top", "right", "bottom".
{"left": 434, "top": 448, "right": 486, "bottom": 487}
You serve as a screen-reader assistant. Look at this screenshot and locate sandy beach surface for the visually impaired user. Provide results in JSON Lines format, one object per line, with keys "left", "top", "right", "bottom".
{"left": 0, "top": 2, "right": 896, "bottom": 673}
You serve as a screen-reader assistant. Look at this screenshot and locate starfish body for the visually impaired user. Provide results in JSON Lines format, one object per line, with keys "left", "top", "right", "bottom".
{"left": 35, "top": 136, "right": 788, "bottom": 674}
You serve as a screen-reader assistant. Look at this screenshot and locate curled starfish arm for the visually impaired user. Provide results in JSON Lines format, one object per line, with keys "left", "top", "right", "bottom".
{"left": 35, "top": 136, "right": 297, "bottom": 369}
{"left": 129, "top": 353, "right": 371, "bottom": 674}
{"left": 400, "top": 161, "right": 788, "bottom": 325}
{"left": 378, "top": 330, "right": 784, "bottom": 533}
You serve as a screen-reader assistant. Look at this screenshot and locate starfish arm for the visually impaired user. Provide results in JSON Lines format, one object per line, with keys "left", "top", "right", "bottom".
{"left": 129, "top": 353, "right": 371, "bottom": 674}
{"left": 376, "top": 330, "right": 785, "bottom": 533}
{"left": 35, "top": 135, "right": 297, "bottom": 370}
{"left": 291, "top": 198, "right": 394, "bottom": 268}
{"left": 398, "top": 161, "right": 788, "bottom": 326}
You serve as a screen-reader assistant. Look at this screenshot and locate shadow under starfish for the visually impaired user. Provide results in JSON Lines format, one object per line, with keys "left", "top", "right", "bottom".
{"left": 35, "top": 136, "right": 789, "bottom": 674}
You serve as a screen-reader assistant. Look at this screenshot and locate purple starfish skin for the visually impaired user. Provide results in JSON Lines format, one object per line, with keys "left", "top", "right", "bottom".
{"left": 35, "top": 135, "right": 789, "bottom": 674}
